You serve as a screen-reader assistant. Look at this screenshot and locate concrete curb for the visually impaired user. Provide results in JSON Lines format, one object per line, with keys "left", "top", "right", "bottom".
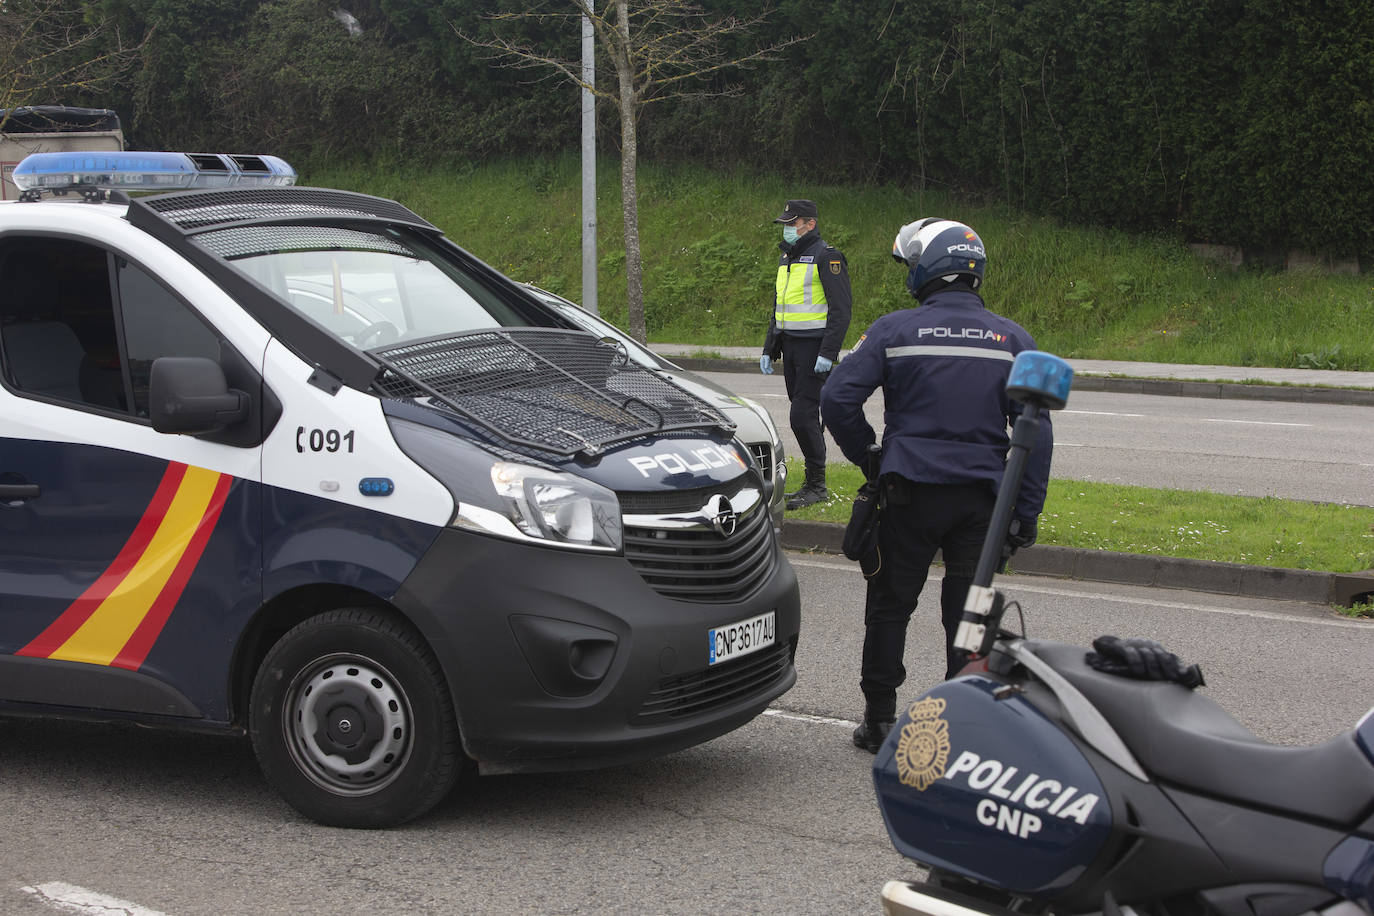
{"left": 670, "top": 355, "right": 1374, "bottom": 407}
{"left": 781, "top": 520, "right": 1374, "bottom": 608}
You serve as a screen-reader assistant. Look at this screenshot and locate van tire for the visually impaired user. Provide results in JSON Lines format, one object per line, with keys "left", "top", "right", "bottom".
{"left": 249, "top": 608, "right": 461, "bottom": 828}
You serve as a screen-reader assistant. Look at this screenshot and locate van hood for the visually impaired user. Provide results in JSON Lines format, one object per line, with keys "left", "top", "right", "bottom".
{"left": 370, "top": 327, "right": 736, "bottom": 462}
{"left": 384, "top": 399, "right": 756, "bottom": 495}
{"left": 373, "top": 327, "right": 758, "bottom": 495}
{"left": 569, "top": 433, "right": 754, "bottom": 492}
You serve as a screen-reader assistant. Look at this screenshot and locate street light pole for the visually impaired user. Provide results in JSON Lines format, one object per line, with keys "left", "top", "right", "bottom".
{"left": 581, "top": 14, "right": 598, "bottom": 316}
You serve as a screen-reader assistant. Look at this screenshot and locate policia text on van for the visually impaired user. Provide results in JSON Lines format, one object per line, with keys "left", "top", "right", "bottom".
{"left": 0, "top": 152, "right": 800, "bottom": 827}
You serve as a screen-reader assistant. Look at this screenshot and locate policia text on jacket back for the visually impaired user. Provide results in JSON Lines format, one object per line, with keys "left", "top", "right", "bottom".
{"left": 0, "top": 152, "right": 801, "bottom": 828}
{"left": 759, "top": 199, "right": 851, "bottom": 510}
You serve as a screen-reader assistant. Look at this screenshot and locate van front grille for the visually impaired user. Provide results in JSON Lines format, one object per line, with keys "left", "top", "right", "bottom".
{"left": 749, "top": 442, "right": 773, "bottom": 482}
{"left": 623, "top": 501, "right": 775, "bottom": 604}
{"left": 634, "top": 641, "right": 794, "bottom": 722}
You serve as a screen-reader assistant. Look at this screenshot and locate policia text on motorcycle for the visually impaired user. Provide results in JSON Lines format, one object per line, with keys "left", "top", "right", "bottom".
{"left": 759, "top": 199, "right": 852, "bottom": 510}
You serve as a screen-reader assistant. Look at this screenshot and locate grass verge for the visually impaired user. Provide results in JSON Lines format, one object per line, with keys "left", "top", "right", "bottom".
{"left": 784, "top": 459, "right": 1374, "bottom": 574}
{"left": 303, "top": 156, "right": 1374, "bottom": 371}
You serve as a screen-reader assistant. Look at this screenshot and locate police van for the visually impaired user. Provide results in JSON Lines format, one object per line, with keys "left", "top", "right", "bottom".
{"left": 0, "top": 152, "right": 800, "bottom": 827}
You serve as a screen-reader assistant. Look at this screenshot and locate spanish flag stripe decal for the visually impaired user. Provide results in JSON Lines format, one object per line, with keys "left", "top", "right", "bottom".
{"left": 48, "top": 465, "right": 225, "bottom": 667}
{"left": 112, "top": 472, "right": 232, "bottom": 671}
{"left": 16, "top": 462, "right": 189, "bottom": 659}
{"left": 19, "top": 463, "right": 229, "bottom": 669}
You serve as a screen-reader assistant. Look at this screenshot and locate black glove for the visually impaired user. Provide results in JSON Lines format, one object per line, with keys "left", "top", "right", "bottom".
{"left": 861, "top": 444, "right": 883, "bottom": 481}
{"left": 1086, "top": 635, "right": 1205, "bottom": 689}
{"left": 1006, "top": 517, "right": 1037, "bottom": 550}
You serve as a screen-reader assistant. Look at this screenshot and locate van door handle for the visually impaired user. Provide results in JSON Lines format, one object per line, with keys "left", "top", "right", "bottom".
{"left": 0, "top": 483, "right": 40, "bottom": 500}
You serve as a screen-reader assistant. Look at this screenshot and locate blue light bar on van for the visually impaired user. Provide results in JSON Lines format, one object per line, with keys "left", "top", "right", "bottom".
{"left": 11, "top": 151, "right": 296, "bottom": 192}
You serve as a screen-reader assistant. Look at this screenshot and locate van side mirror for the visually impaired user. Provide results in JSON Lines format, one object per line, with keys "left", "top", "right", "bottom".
{"left": 150, "top": 356, "right": 249, "bottom": 435}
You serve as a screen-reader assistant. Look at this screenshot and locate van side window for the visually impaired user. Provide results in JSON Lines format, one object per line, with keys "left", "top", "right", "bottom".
{"left": 0, "top": 237, "right": 225, "bottom": 419}
{"left": 0, "top": 238, "right": 123, "bottom": 409}
{"left": 117, "top": 259, "right": 221, "bottom": 417}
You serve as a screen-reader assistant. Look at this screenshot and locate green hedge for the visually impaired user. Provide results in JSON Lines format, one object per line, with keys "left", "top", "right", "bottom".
{"left": 73, "top": 0, "right": 1374, "bottom": 259}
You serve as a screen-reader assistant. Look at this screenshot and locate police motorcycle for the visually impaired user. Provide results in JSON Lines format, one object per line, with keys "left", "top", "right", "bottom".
{"left": 872, "top": 351, "right": 1374, "bottom": 916}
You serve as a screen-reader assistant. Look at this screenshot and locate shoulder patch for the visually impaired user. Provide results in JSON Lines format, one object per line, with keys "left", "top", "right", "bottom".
{"left": 829, "top": 259, "right": 842, "bottom": 274}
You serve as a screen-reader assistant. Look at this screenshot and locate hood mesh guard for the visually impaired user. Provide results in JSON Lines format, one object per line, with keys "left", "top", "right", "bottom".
{"left": 371, "top": 327, "right": 734, "bottom": 460}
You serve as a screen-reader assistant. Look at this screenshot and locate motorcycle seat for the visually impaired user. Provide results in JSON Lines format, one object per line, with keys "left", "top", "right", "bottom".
{"left": 1025, "top": 640, "right": 1374, "bottom": 827}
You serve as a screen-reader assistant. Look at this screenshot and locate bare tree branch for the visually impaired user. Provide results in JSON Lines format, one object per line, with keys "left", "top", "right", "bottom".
{"left": 0, "top": 0, "right": 143, "bottom": 121}
{"left": 458, "top": 0, "right": 808, "bottom": 343}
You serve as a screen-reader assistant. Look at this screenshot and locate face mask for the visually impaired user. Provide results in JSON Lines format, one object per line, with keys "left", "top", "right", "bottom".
{"left": 782, "top": 225, "right": 800, "bottom": 244}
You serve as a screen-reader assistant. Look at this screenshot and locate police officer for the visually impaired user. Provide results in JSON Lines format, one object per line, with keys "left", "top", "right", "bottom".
{"left": 820, "top": 218, "right": 1053, "bottom": 752}
{"left": 760, "top": 199, "right": 852, "bottom": 510}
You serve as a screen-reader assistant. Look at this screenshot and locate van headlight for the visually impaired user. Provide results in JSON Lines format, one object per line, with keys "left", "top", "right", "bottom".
{"left": 389, "top": 417, "right": 622, "bottom": 552}
{"left": 477, "top": 461, "right": 622, "bottom": 550}
{"left": 743, "top": 396, "right": 782, "bottom": 451}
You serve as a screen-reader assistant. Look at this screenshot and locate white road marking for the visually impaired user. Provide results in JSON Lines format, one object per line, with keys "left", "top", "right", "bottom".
{"left": 764, "top": 708, "right": 859, "bottom": 729}
{"left": 19, "top": 883, "right": 168, "bottom": 916}
{"left": 1063, "top": 409, "right": 1146, "bottom": 418}
{"left": 1063, "top": 408, "right": 1311, "bottom": 428}
{"left": 1198, "top": 418, "right": 1312, "bottom": 427}
{"left": 1006, "top": 580, "right": 1374, "bottom": 628}
{"left": 788, "top": 556, "right": 1373, "bottom": 629}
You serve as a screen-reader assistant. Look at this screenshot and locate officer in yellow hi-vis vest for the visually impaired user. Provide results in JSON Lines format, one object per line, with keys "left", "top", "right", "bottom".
{"left": 760, "top": 199, "right": 852, "bottom": 509}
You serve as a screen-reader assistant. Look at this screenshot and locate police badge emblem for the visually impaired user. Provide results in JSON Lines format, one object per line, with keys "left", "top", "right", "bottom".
{"left": 829, "top": 259, "right": 842, "bottom": 275}
{"left": 895, "top": 696, "right": 951, "bottom": 791}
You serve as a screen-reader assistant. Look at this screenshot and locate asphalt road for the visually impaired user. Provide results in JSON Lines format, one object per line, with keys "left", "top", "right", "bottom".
{"left": 709, "top": 371, "right": 1374, "bottom": 506}
{"left": 4, "top": 555, "right": 1371, "bottom": 915}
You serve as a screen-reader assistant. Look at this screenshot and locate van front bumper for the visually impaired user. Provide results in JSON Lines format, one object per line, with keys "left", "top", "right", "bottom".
{"left": 392, "top": 528, "right": 800, "bottom": 773}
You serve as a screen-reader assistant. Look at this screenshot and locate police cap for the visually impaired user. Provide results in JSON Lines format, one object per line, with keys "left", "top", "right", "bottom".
{"left": 774, "top": 199, "right": 818, "bottom": 223}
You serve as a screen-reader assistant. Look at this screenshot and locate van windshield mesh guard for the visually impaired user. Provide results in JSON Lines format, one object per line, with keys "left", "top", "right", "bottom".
{"left": 370, "top": 327, "right": 734, "bottom": 459}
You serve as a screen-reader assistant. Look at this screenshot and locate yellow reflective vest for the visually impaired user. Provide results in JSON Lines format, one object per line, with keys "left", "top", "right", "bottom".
{"left": 774, "top": 260, "right": 829, "bottom": 332}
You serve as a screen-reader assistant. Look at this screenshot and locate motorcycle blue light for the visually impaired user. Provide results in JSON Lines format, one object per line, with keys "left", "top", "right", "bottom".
{"left": 358, "top": 477, "right": 395, "bottom": 497}
{"left": 11, "top": 151, "right": 296, "bottom": 192}
{"left": 1006, "top": 351, "right": 1074, "bottom": 410}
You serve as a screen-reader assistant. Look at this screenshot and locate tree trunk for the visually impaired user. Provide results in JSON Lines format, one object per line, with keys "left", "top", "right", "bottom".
{"left": 613, "top": 0, "right": 646, "bottom": 344}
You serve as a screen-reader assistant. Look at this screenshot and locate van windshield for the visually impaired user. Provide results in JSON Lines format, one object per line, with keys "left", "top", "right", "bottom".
{"left": 197, "top": 224, "right": 535, "bottom": 350}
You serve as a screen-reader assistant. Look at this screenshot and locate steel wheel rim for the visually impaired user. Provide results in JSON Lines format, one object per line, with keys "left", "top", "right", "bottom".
{"left": 283, "top": 653, "right": 413, "bottom": 797}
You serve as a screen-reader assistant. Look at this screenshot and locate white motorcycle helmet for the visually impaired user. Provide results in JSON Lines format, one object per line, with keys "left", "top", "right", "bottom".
{"left": 891, "top": 218, "right": 986, "bottom": 299}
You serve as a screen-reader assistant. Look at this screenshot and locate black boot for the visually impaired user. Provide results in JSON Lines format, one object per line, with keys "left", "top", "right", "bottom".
{"left": 852, "top": 717, "right": 895, "bottom": 753}
{"left": 785, "top": 462, "right": 829, "bottom": 510}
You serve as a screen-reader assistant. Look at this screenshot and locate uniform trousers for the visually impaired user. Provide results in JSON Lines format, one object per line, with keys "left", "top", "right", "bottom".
{"left": 860, "top": 478, "right": 997, "bottom": 720}
{"left": 779, "top": 333, "right": 827, "bottom": 466}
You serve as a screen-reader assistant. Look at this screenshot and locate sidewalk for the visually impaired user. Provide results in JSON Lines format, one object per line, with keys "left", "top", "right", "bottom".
{"left": 650, "top": 343, "right": 1374, "bottom": 609}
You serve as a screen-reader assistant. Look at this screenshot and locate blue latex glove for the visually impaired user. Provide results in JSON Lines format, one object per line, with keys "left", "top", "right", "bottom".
{"left": 814, "top": 355, "right": 833, "bottom": 374}
{"left": 760, "top": 354, "right": 774, "bottom": 375}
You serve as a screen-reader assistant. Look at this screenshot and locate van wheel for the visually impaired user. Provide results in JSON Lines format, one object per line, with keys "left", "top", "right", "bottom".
{"left": 249, "top": 608, "right": 461, "bottom": 828}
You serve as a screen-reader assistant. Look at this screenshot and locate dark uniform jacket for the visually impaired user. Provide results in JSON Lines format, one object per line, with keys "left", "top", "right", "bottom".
{"left": 762, "top": 231, "right": 852, "bottom": 363}
{"left": 819, "top": 287, "right": 1053, "bottom": 523}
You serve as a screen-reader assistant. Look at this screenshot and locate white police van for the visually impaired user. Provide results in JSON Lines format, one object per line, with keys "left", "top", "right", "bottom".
{"left": 0, "top": 152, "right": 800, "bottom": 827}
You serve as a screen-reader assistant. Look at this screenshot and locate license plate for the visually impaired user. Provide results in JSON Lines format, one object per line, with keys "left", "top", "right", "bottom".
{"left": 708, "top": 611, "right": 775, "bottom": 666}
